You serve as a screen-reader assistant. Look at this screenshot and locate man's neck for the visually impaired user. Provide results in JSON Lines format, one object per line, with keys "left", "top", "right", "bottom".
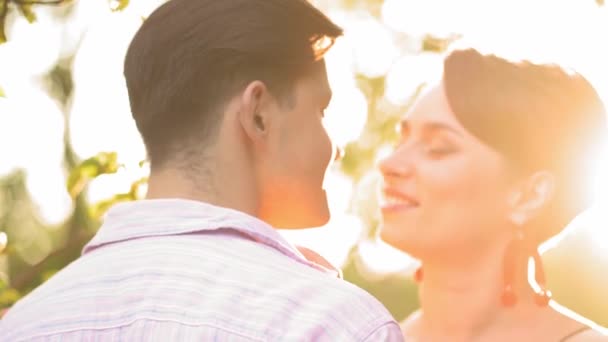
{"left": 146, "top": 166, "right": 259, "bottom": 218}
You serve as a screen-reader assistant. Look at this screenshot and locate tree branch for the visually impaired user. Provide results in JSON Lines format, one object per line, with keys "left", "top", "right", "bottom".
{"left": 11, "top": 0, "right": 70, "bottom": 4}
{"left": 10, "top": 230, "right": 91, "bottom": 291}
{"left": 1, "top": 0, "right": 9, "bottom": 43}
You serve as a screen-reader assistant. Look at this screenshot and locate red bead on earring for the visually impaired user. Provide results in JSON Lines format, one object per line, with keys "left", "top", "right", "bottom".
{"left": 414, "top": 267, "right": 423, "bottom": 282}
{"left": 501, "top": 232, "right": 521, "bottom": 307}
{"left": 501, "top": 284, "right": 517, "bottom": 307}
{"left": 534, "top": 289, "right": 552, "bottom": 307}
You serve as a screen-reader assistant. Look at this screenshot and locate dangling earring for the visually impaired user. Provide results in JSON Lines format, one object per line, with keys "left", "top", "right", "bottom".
{"left": 532, "top": 250, "right": 552, "bottom": 307}
{"left": 500, "top": 229, "right": 552, "bottom": 308}
{"left": 414, "top": 267, "right": 423, "bottom": 282}
{"left": 501, "top": 229, "right": 524, "bottom": 307}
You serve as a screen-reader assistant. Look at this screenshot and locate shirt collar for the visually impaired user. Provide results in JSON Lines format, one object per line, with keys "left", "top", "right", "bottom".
{"left": 83, "top": 199, "right": 341, "bottom": 278}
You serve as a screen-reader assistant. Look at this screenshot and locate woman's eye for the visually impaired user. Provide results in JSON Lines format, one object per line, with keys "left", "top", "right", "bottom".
{"left": 425, "top": 144, "right": 455, "bottom": 157}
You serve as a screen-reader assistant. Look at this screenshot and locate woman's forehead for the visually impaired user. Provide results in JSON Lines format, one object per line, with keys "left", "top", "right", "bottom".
{"left": 405, "top": 82, "right": 457, "bottom": 124}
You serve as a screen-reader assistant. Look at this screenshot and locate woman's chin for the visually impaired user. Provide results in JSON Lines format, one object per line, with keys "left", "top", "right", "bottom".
{"left": 379, "top": 223, "right": 421, "bottom": 256}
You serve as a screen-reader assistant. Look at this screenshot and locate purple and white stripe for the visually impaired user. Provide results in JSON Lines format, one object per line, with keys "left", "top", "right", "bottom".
{"left": 0, "top": 199, "right": 402, "bottom": 341}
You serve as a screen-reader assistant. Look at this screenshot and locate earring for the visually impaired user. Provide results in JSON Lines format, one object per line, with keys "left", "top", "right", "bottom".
{"left": 500, "top": 229, "right": 552, "bottom": 308}
{"left": 509, "top": 212, "right": 527, "bottom": 227}
{"left": 414, "top": 267, "right": 423, "bottom": 283}
{"left": 501, "top": 229, "right": 524, "bottom": 307}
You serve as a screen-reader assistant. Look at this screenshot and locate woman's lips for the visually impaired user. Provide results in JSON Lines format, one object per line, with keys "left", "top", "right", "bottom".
{"left": 380, "top": 188, "right": 420, "bottom": 212}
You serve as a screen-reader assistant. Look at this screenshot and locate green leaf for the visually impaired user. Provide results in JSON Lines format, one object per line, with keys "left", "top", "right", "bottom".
{"left": 0, "top": 288, "right": 21, "bottom": 307}
{"left": 95, "top": 151, "right": 120, "bottom": 174}
{"left": 88, "top": 176, "right": 146, "bottom": 219}
{"left": 109, "top": 0, "right": 129, "bottom": 12}
{"left": 66, "top": 152, "right": 120, "bottom": 198}
{"left": 0, "top": 85, "right": 5, "bottom": 98}
{"left": 421, "top": 34, "right": 462, "bottom": 53}
{"left": 90, "top": 193, "right": 134, "bottom": 219}
{"left": 129, "top": 176, "right": 148, "bottom": 199}
{"left": 0, "top": 19, "right": 6, "bottom": 44}
{"left": 18, "top": 4, "right": 37, "bottom": 23}
{"left": 0, "top": 0, "right": 7, "bottom": 44}
{"left": 41, "top": 269, "right": 58, "bottom": 282}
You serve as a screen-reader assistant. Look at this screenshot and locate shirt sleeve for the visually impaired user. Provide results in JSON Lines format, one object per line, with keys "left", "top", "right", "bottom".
{"left": 362, "top": 321, "right": 405, "bottom": 342}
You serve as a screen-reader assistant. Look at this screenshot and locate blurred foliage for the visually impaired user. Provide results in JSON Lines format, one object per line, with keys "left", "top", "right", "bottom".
{"left": 0, "top": 0, "right": 73, "bottom": 44}
{"left": 109, "top": 0, "right": 129, "bottom": 12}
{"left": 66, "top": 152, "right": 120, "bottom": 198}
{"left": 0, "top": 0, "right": 127, "bottom": 45}
{"left": 1, "top": 0, "right": 607, "bottom": 330}
{"left": 89, "top": 176, "right": 147, "bottom": 219}
{"left": 0, "top": 0, "right": 133, "bottom": 311}
{"left": 17, "top": 3, "right": 36, "bottom": 23}
{"left": 338, "top": 0, "right": 384, "bottom": 17}
{"left": 0, "top": 0, "right": 7, "bottom": 43}
{"left": 43, "top": 62, "right": 74, "bottom": 106}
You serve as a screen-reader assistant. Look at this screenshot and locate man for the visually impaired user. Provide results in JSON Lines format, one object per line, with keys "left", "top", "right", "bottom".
{"left": 0, "top": 0, "right": 402, "bottom": 340}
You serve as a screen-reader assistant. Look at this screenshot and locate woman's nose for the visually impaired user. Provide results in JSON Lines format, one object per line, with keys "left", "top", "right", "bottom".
{"left": 378, "top": 148, "right": 413, "bottom": 179}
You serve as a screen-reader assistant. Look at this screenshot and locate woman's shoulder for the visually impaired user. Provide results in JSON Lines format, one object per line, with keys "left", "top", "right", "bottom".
{"left": 561, "top": 328, "right": 608, "bottom": 342}
{"left": 553, "top": 303, "right": 608, "bottom": 341}
{"left": 399, "top": 309, "right": 422, "bottom": 338}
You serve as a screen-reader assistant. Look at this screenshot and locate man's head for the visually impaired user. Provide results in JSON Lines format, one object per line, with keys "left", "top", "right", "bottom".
{"left": 124, "top": 0, "right": 342, "bottom": 228}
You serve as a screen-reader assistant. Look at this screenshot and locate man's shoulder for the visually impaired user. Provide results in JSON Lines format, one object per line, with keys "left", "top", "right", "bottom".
{"left": 270, "top": 273, "right": 401, "bottom": 341}
{"left": 0, "top": 244, "right": 401, "bottom": 342}
{"left": 277, "top": 267, "right": 397, "bottom": 325}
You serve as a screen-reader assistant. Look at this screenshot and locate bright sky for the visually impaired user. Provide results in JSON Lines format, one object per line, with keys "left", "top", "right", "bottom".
{"left": 0, "top": 0, "right": 607, "bottom": 271}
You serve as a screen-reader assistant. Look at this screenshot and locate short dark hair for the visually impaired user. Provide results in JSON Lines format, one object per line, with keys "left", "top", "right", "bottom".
{"left": 124, "top": 0, "right": 342, "bottom": 169}
{"left": 443, "top": 48, "right": 607, "bottom": 244}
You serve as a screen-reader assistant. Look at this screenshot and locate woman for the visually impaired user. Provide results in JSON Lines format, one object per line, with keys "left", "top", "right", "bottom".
{"left": 379, "top": 47, "right": 608, "bottom": 341}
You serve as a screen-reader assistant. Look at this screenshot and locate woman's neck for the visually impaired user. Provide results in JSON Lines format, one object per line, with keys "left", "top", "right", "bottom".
{"left": 414, "top": 244, "right": 538, "bottom": 340}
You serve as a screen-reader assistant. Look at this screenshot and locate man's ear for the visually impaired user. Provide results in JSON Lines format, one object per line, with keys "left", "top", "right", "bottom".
{"left": 238, "top": 80, "right": 273, "bottom": 143}
{"left": 507, "top": 171, "right": 556, "bottom": 226}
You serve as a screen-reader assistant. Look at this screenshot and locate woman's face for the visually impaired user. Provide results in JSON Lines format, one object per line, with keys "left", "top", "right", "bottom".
{"left": 379, "top": 82, "right": 516, "bottom": 261}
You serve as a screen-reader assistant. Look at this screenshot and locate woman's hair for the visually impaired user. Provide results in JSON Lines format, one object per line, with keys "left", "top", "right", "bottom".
{"left": 443, "top": 48, "right": 607, "bottom": 244}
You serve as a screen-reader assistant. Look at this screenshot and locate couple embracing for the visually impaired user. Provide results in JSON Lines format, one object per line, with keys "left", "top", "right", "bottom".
{"left": 1, "top": 0, "right": 606, "bottom": 341}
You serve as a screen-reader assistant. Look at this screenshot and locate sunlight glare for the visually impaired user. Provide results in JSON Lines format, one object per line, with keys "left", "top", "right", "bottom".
{"left": 0, "top": 82, "right": 71, "bottom": 225}
{"left": 346, "top": 13, "right": 399, "bottom": 78}
{"left": 586, "top": 151, "right": 608, "bottom": 254}
{"left": 87, "top": 162, "right": 149, "bottom": 205}
{"left": 323, "top": 31, "right": 369, "bottom": 147}
{"left": 385, "top": 53, "right": 441, "bottom": 106}
{"left": 283, "top": 171, "right": 359, "bottom": 267}
{"left": 69, "top": 8, "right": 145, "bottom": 164}
{"left": 0, "top": 232, "right": 7, "bottom": 254}
{"left": 280, "top": 214, "right": 364, "bottom": 268}
{"left": 381, "top": 0, "right": 464, "bottom": 37}
{"left": 357, "top": 239, "right": 417, "bottom": 275}
{"left": 0, "top": 11, "right": 61, "bottom": 78}
{"left": 323, "top": 86, "right": 368, "bottom": 147}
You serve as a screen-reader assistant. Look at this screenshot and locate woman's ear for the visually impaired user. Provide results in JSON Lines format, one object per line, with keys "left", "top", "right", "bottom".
{"left": 507, "top": 171, "right": 556, "bottom": 226}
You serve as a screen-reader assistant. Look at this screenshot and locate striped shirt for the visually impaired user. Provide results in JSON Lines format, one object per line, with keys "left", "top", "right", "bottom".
{"left": 0, "top": 199, "right": 403, "bottom": 341}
